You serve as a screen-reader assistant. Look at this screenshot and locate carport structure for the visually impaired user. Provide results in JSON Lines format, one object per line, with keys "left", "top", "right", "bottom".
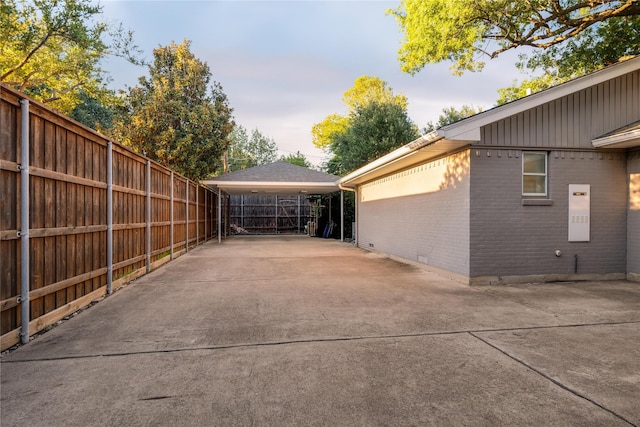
{"left": 202, "top": 161, "right": 345, "bottom": 241}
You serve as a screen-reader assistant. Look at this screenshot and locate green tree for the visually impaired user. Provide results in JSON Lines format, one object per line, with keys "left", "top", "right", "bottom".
{"left": 327, "top": 102, "right": 419, "bottom": 175}
{"left": 280, "top": 151, "right": 312, "bottom": 168}
{"left": 111, "top": 40, "right": 234, "bottom": 181}
{"left": 424, "top": 104, "right": 483, "bottom": 132}
{"left": 69, "top": 89, "right": 114, "bottom": 130}
{"left": 311, "top": 113, "right": 350, "bottom": 152}
{"left": 227, "top": 125, "right": 278, "bottom": 172}
{"left": 342, "top": 75, "right": 408, "bottom": 111}
{"left": 0, "top": 0, "right": 142, "bottom": 113}
{"left": 497, "top": 15, "right": 640, "bottom": 104}
{"left": 312, "top": 76, "right": 408, "bottom": 151}
{"left": 389, "top": 0, "right": 640, "bottom": 76}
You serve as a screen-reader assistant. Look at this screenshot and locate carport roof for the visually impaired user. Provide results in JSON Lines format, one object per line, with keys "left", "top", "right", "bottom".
{"left": 202, "top": 161, "right": 340, "bottom": 195}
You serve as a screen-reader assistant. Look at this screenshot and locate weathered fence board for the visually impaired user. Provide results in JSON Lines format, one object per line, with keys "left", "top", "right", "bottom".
{"left": 0, "top": 84, "right": 224, "bottom": 351}
{"left": 229, "top": 194, "right": 311, "bottom": 234}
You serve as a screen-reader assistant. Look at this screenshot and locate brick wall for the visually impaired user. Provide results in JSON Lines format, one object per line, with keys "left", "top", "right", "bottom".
{"left": 357, "top": 151, "right": 470, "bottom": 277}
{"left": 469, "top": 148, "right": 628, "bottom": 280}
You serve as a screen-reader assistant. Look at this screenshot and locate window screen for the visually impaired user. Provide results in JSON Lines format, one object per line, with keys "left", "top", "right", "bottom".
{"left": 522, "top": 152, "right": 547, "bottom": 196}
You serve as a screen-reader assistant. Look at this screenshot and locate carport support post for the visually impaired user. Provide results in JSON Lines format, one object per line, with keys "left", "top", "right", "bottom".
{"left": 19, "top": 98, "right": 30, "bottom": 345}
{"left": 340, "top": 190, "right": 344, "bottom": 242}
{"left": 297, "top": 195, "right": 301, "bottom": 234}
{"left": 217, "top": 190, "right": 222, "bottom": 244}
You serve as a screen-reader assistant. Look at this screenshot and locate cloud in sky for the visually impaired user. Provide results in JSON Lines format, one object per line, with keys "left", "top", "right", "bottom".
{"left": 100, "top": 0, "right": 527, "bottom": 166}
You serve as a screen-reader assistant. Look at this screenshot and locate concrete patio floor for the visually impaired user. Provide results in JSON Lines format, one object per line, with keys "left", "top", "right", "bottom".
{"left": 2, "top": 236, "right": 639, "bottom": 426}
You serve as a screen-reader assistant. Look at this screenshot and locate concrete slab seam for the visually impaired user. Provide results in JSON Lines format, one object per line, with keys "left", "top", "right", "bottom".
{"left": 3, "top": 320, "right": 639, "bottom": 364}
{"left": 467, "top": 331, "right": 638, "bottom": 427}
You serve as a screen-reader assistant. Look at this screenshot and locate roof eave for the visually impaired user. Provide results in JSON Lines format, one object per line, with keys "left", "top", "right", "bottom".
{"left": 339, "top": 130, "right": 445, "bottom": 187}
{"left": 592, "top": 129, "right": 640, "bottom": 149}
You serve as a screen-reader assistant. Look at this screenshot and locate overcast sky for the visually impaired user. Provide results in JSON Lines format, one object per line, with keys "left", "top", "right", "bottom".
{"left": 100, "top": 0, "right": 528, "bottom": 166}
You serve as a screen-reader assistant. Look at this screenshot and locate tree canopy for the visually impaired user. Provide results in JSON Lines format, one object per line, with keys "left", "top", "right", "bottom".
{"left": 423, "top": 104, "right": 483, "bottom": 133}
{"left": 226, "top": 125, "right": 279, "bottom": 172}
{"left": 312, "top": 76, "right": 408, "bottom": 151}
{"left": 280, "top": 151, "right": 312, "bottom": 169}
{"left": 327, "top": 102, "right": 419, "bottom": 175}
{"left": 497, "top": 15, "right": 640, "bottom": 104}
{"left": 111, "top": 40, "right": 234, "bottom": 181}
{"left": 389, "top": 0, "right": 640, "bottom": 76}
{"left": 0, "top": 0, "right": 142, "bottom": 113}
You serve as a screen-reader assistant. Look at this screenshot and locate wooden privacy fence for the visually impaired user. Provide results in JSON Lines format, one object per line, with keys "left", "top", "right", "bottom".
{"left": 229, "top": 194, "right": 311, "bottom": 234}
{"left": 0, "top": 85, "right": 223, "bottom": 351}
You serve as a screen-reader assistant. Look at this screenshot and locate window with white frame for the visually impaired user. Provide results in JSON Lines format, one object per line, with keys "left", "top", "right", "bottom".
{"left": 522, "top": 152, "right": 547, "bottom": 196}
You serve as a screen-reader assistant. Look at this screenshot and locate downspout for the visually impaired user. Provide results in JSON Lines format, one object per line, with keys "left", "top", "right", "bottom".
{"left": 336, "top": 130, "right": 444, "bottom": 246}
{"left": 338, "top": 183, "right": 356, "bottom": 245}
{"left": 19, "top": 99, "right": 30, "bottom": 344}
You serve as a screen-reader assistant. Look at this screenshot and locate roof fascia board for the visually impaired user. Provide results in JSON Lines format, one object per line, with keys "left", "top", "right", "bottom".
{"left": 203, "top": 181, "right": 338, "bottom": 188}
{"left": 592, "top": 128, "right": 640, "bottom": 148}
{"left": 339, "top": 130, "right": 445, "bottom": 186}
{"left": 442, "top": 57, "right": 640, "bottom": 141}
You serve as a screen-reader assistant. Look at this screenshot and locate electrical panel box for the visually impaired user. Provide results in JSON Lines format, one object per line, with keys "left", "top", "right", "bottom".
{"left": 568, "top": 184, "right": 590, "bottom": 242}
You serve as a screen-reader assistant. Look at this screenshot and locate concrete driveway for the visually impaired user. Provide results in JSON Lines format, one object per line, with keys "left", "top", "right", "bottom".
{"left": 2, "top": 236, "right": 639, "bottom": 426}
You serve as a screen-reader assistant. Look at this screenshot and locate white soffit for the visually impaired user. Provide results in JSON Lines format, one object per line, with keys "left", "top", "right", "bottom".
{"left": 203, "top": 181, "right": 339, "bottom": 195}
{"left": 592, "top": 125, "right": 640, "bottom": 149}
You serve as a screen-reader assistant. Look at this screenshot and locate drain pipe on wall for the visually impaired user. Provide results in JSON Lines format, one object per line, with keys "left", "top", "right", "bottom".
{"left": 338, "top": 183, "right": 356, "bottom": 244}
{"left": 19, "top": 99, "right": 30, "bottom": 344}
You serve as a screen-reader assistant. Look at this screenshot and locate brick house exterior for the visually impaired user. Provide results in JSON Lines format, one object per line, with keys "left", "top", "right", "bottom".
{"left": 339, "top": 57, "right": 640, "bottom": 285}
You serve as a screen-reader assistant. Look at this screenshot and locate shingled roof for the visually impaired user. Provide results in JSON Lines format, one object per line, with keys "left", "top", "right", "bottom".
{"left": 202, "top": 161, "right": 340, "bottom": 195}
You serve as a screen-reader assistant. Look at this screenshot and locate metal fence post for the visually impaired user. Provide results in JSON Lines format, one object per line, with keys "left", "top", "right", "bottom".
{"left": 170, "top": 171, "right": 174, "bottom": 260}
{"left": 106, "top": 141, "right": 113, "bottom": 294}
{"left": 210, "top": 191, "right": 214, "bottom": 239}
{"left": 146, "top": 160, "right": 151, "bottom": 273}
{"left": 19, "top": 99, "right": 30, "bottom": 344}
{"left": 185, "top": 180, "right": 189, "bottom": 252}
{"left": 196, "top": 186, "right": 199, "bottom": 246}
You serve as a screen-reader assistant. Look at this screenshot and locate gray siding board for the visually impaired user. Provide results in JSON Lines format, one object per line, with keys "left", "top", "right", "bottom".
{"left": 481, "top": 70, "right": 640, "bottom": 149}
